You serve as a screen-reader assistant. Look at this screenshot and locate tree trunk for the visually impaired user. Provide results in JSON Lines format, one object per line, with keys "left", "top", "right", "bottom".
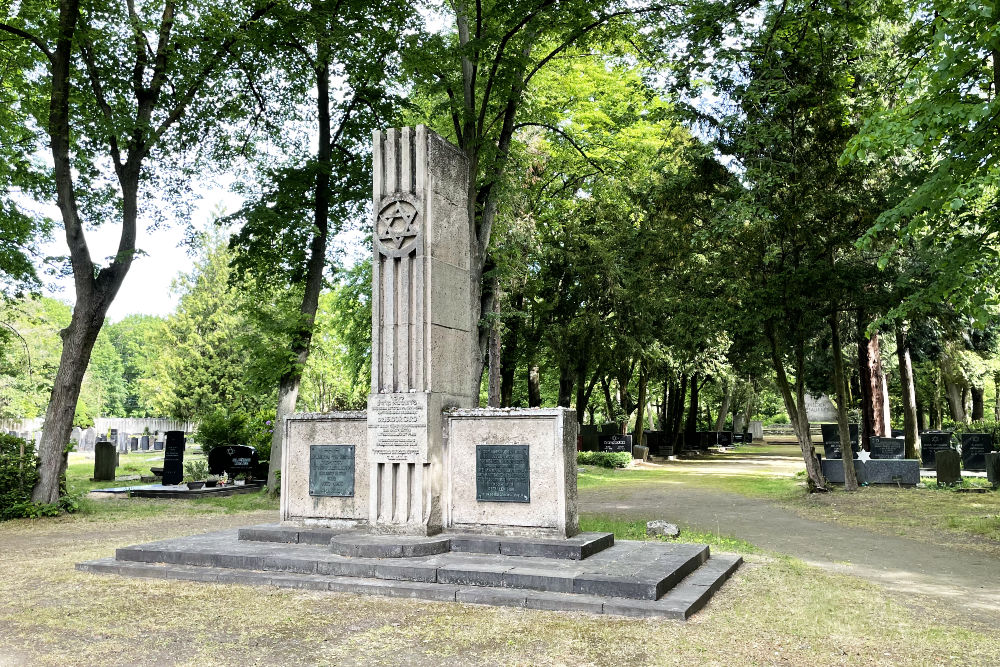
{"left": 941, "top": 356, "right": 966, "bottom": 423}
{"left": 766, "top": 324, "right": 826, "bottom": 490}
{"left": 499, "top": 292, "right": 522, "bottom": 407}
{"left": 715, "top": 381, "right": 731, "bottom": 431}
{"left": 830, "top": 310, "right": 859, "bottom": 491}
{"left": 556, "top": 363, "right": 574, "bottom": 408}
{"left": 659, "top": 379, "right": 668, "bottom": 430}
{"left": 487, "top": 284, "right": 502, "bottom": 407}
{"left": 895, "top": 328, "right": 920, "bottom": 460}
{"left": 684, "top": 373, "right": 699, "bottom": 448}
{"left": 527, "top": 365, "right": 542, "bottom": 407}
{"left": 994, "top": 372, "right": 1000, "bottom": 421}
{"left": 971, "top": 385, "right": 984, "bottom": 421}
{"left": 671, "top": 374, "right": 687, "bottom": 450}
{"left": 857, "top": 324, "right": 890, "bottom": 449}
{"left": 633, "top": 361, "right": 648, "bottom": 450}
{"left": 267, "top": 50, "right": 331, "bottom": 494}
{"left": 33, "top": 305, "right": 105, "bottom": 502}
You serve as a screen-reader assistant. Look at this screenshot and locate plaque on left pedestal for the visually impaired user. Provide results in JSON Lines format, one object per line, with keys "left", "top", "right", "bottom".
{"left": 309, "top": 445, "right": 356, "bottom": 497}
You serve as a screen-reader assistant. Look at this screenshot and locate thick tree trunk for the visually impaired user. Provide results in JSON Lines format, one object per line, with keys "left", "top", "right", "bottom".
{"left": 942, "top": 371, "right": 966, "bottom": 423}
{"left": 830, "top": 310, "right": 859, "bottom": 491}
{"left": 715, "top": 381, "right": 731, "bottom": 432}
{"left": 895, "top": 328, "right": 920, "bottom": 460}
{"left": 527, "top": 365, "right": 542, "bottom": 408}
{"left": 971, "top": 385, "right": 984, "bottom": 421}
{"left": 659, "top": 380, "right": 668, "bottom": 430}
{"left": 671, "top": 374, "right": 687, "bottom": 450}
{"left": 267, "top": 51, "right": 331, "bottom": 494}
{"left": 857, "top": 323, "right": 890, "bottom": 449}
{"left": 33, "top": 305, "right": 105, "bottom": 502}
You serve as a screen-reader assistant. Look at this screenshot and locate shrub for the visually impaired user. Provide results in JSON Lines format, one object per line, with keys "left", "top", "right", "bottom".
{"left": 1, "top": 434, "right": 40, "bottom": 520}
{"left": 194, "top": 408, "right": 274, "bottom": 461}
{"left": 184, "top": 459, "right": 209, "bottom": 481}
{"left": 577, "top": 451, "right": 632, "bottom": 468}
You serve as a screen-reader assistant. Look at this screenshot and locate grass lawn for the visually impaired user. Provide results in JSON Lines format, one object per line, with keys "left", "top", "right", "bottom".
{"left": 2, "top": 504, "right": 997, "bottom": 665}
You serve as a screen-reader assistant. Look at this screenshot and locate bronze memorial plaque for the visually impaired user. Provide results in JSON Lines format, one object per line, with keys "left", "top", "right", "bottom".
{"left": 476, "top": 444, "right": 530, "bottom": 503}
{"left": 309, "top": 445, "right": 355, "bottom": 497}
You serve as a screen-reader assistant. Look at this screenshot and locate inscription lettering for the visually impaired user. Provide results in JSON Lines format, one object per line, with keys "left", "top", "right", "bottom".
{"left": 371, "top": 394, "right": 424, "bottom": 462}
{"left": 476, "top": 444, "right": 530, "bottom": 503}
{"left": 310, "top": 445, "right": 355, "bottom": 497}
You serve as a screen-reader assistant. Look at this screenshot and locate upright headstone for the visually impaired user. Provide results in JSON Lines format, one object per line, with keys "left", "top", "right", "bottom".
{"left": 919, "top": 431, "right": 952, "bottom": 468}
{"left": 820, "top": 423, "right": 859, "bottom": 459}
{"left": 93, "top": 442, "right": 116, "bottom": 481}
{"left": 599, "top": 434, "right": 632, "bottom": 453}
{"left": 70, "top": 427, "right": 82, "bottom": 448}
{"left": 749, "top": 420, "right": 764, "bottom": 441}
{"left": 154, "top": 440, "right": 164, "bottom": 451}
{"left": 579, "top": 425, "right": 600, "bottom": 452}
{"left": 82, "top": 427, "right": 96, "bottom": 452}
{"left": 366, "top": 126, "right": 477, "bottom": 535}
{"left": 140, "top": 435, "right": 150, "bottom": 451}
{"left": 130, "top": 437, "right": 139, "bottom": 452}
{"left": 935, "top": 449, "right": 961, "bottom": 486}
{"left": 162, "top": 431, "right": 185, "bottom": 485}
{"left": 986, "top": 452, "right": 1000, "bottom": 488}
{"left": 959, "top": 433, "right": 993, "bottom": 471}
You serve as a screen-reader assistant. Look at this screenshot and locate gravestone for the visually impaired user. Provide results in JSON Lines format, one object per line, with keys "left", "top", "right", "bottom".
{"left": 154, "top": 440, "right": 164, "bottom": 451}
{"left": 935, "top": 449, "right": 962, "bottom": 485}
{"left": 870, "top": 436, "right": 904, "bottom": 460}
{"left": 208, "top": 445, "right": 259, "bottom": 478}
{"left": 162, "top": 431, "right": 185, "bottom": 485}
{"left": 70, "top": 427, "right": 82, "bottom": 447}
{"left": 81, "top": 428, "right": 96, "bottom": 452}
{"left": 820, "top": 423, "right": 859, "bottom": 460}
{"left": 959, "top": 433, "right": 993, "bottom": 471}
{"left": 93, "top": 442, "right": 116, "bottom": 481}
{"left": 892, "top": 429, "right": 904, "bottom": 438}
{"left": 599, "top": 434, "right": 632, "bottom": 453}
{"left": 130, "top": 437, "right": 138, "bottom": 451}
{"left": 717, "top": 431, "right": 734, "bottom": 447}
{"left": 919, "top": 431, "right": 953, "bottom": 468}
{"left": 140, "top": 435, "right": 150, "bottom": 451}
{"left": 579, "top": 425, "right": 600, "bottom": 452}
{"left": 986, "top": 452, "right": 1000, "bottom": 488}
{"left": 281, "top": 127, "right": 578, "bottom": 537}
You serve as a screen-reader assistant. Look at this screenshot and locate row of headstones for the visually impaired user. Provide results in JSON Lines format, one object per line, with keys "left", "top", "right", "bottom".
{"left": 93, "top": 434, "right": 260, "bottom": 487}
{"left": 819, "top": 424, "right": 995, "bottom": 471}
{"left": 579, "top": 426, "right": 755, "bottom": 458}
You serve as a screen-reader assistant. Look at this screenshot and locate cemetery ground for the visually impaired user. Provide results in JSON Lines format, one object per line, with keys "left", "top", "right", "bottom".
{"left": 0, "top": 451, "right": 998, "bottom": 665}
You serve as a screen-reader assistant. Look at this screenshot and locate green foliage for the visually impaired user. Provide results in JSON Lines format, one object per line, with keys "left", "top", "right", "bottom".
{"left": 577, "top": 451, "right": 632, "bottom": 468}
{"left": 194, "top": 407, "right": 273, "bottom": 461}
{"left": 0, "top": 434, "right": 78, "bottom": 520}
{"left": 184, "top": 460, "right": 209, "bottom": 482}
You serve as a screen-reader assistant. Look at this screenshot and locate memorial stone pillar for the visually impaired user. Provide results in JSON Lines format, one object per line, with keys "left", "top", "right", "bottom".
{"left": 367, "top": 126, "right": 475, "bottom": 535}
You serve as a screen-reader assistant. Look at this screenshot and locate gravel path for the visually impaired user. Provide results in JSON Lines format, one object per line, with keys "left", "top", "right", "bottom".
{"left": 579, "top": 455, "right": 1000, "bottom": 626}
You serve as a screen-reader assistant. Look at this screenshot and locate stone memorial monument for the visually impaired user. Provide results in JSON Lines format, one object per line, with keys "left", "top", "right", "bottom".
{"left": 282, "top": 126, "right": 577, "bottom": 538}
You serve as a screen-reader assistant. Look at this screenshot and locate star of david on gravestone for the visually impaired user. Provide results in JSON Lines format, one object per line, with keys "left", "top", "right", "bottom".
{"left": 857, "top": 449, "right": 871, "bottom": 462}
{"left": 377, "top": 201, "right": 418, "bottom": 249}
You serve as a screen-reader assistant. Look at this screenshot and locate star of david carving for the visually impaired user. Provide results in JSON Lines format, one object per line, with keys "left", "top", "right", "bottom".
{"left": 376, "top": 200, "right": 419, "bottom": 250}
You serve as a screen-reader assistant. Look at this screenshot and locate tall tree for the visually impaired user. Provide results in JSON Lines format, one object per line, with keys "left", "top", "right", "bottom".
{"left": 1, "top": 0, "right": 277, "bottom": 502}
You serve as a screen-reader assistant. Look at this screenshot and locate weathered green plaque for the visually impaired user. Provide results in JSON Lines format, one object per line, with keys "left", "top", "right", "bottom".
{"left": 309, "top": 445, "right": 355, "bottom": 497}
{"left": 476, "top": 444, "right": 530, "bottom": 503}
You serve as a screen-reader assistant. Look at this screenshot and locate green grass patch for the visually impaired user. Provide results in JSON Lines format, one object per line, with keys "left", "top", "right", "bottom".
{"left": 579, "top": 516, "right": 759, "bottom": 554}
{"left": 577, "top": 464, "right": 803, "bottom": 502}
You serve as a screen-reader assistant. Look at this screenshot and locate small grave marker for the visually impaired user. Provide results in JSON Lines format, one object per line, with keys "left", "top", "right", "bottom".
{"left": 599, "top": 434, "right": 632, "bottom": 453}
{"left": 93, "top": 442, "right": 116, "bottom": 481}
{"left": 935, "top": 449, "right": 962, "bottom": 485}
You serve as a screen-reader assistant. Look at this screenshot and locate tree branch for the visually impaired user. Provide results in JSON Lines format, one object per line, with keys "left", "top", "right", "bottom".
{"left": 0, "top": 23, "right": 54, "bottom": 64}
{"left": 513, "top": 122, "right": 604, "bottom": 173}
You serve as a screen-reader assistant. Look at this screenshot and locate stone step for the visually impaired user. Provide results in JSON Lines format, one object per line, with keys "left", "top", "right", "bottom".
{"left": 76, "top": 552, "right": 743, "bottom": 620}
{"left": 110, "top": 529, "right": 709, "bottom": 601}
{"left": 238, "top": 523, "right": 615, "bottom": 560}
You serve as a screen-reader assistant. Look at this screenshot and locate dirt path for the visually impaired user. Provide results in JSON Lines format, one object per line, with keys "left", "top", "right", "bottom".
{"left": 580, "top": 457, "right": 1000, "bottom": 627}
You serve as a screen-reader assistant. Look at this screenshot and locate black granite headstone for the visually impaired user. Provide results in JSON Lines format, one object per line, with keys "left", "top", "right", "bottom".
{"left": 717, "top": 431, "right": 734, "bottom": 447}
{"left": 599, "top": 434, "right": 632, "bottom": 453}
{"left": 919, "top": 431, "right": 953, "bottom": 468}
{"left": 870, "top": 436, "right": 904, "bottom": 460}
{"left": 475, "top": 444, "right": 530, "bottom": 502}
{"left": 208, "top": 445, "right": 259, "bottom": 477}
{"left": 935, "top": 449, "right": 962, "bottom": 485}
{"left": 162, "top": 431, "right": 185, "bottom": 485}
{"left": 93, "top": 442, "right": 116, "bottom": 481}
{"left": 579, "top": 425, "right": 600, "bottom": 452}
{"left": 986, "top": 452, "right": 1000, "bottom": 488}
{"left": 153, "top": 440, "right": 164, "bottom": 451}
{"left": 309, "top": 445, "right": 355, "bottom": 496}
{"left": 129, "top": 437, "right": 138, "bottom": 451}
{"left": 959, "top": 433, "right": 993, "bottom": 471}
{"left": 820, "top": 422, "right": 860, "bottom": 460}
{"left": 140, "top": 435, "right": 150, "bottom": 451}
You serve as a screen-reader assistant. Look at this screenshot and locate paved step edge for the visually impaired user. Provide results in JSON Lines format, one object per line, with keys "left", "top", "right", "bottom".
{"left": 77, "top": 558, "right": 713, "bottom": 619}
